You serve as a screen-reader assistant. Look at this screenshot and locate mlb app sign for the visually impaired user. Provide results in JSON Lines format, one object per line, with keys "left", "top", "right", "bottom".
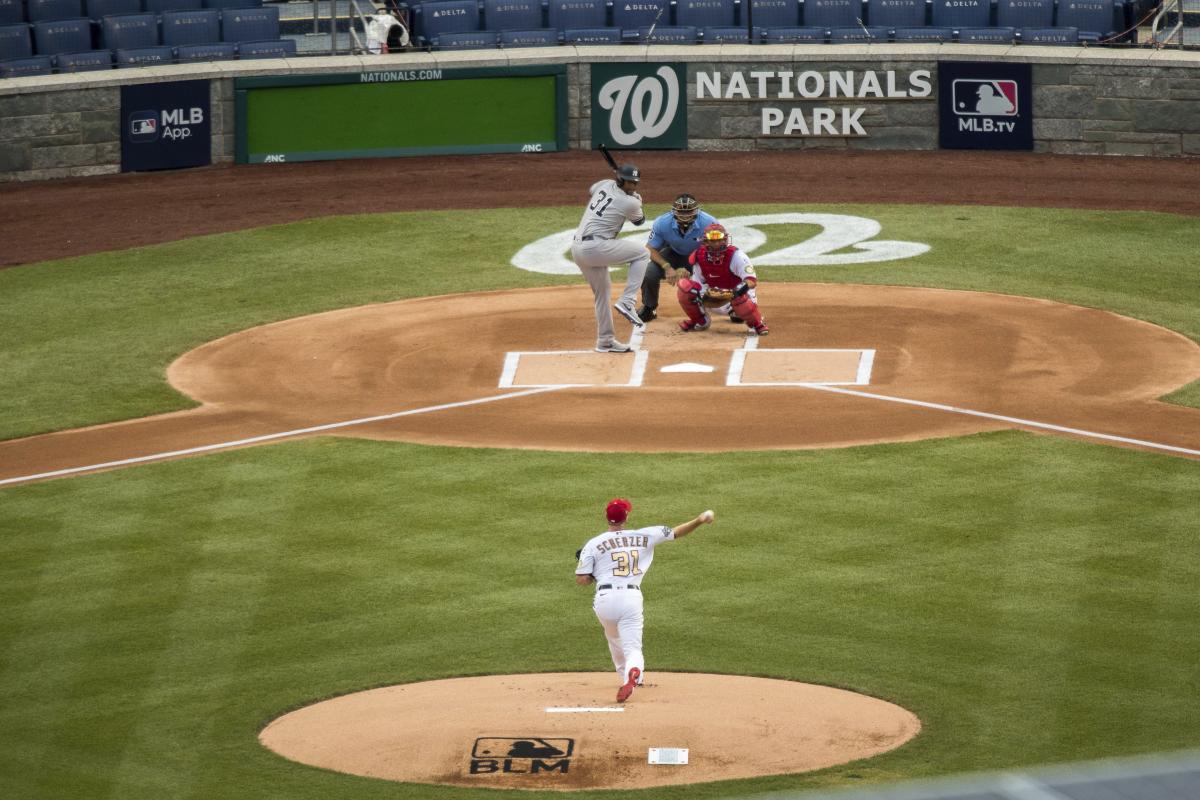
{"left": 121, "top": 80, "right": 211, "bottom": 172}
{"left": 938, "top": 62, "right": 1031, "bottom": 151}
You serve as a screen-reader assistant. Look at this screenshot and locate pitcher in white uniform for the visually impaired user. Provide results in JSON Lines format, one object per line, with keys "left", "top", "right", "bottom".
{"left": 575, "top": 498, "right": 715, "bottom": 702}
{"left": 570, "top": 163, "right": 651, "bottom": 353}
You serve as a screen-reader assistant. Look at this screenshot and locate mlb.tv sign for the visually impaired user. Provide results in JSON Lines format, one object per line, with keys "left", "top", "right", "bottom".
{"left": 938, "top": 62, "right": 1032, "bottom": 151}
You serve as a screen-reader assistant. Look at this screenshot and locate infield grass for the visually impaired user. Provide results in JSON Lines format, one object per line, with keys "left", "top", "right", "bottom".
{"left": 1, "top": 434, "right": 1198, "bottom": 799}
{"left": 0, "top": 204, "right": 1198, "bottom": 440}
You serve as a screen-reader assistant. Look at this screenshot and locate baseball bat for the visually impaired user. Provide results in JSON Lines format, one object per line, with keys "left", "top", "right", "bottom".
{"left": 598, "top": 143, "right": 619, "bottom": 173}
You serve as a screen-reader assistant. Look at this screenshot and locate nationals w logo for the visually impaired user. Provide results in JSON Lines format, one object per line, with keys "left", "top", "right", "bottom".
{"left": 590, "top": 63, "right": 687, "bottom": 149}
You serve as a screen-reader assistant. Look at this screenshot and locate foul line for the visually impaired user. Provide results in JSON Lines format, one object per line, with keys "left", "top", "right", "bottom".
{"left": 545, "top": 707, "right": 625, "bottom": 713}
{"left": 0, "top": 386, "right": 571, "bottom": 488}
{"left": 803, "top": 384, "right": 1200, "bottom": 457}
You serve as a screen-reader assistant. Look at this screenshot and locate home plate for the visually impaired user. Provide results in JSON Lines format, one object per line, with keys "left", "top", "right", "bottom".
{"left": 649, "top": 748, "right": 689, "bottom": 765}
{"left": 660, "top": 362, "right": 715, "bottom": 373}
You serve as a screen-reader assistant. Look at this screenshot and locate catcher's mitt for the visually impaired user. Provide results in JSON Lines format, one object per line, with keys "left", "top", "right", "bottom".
{"left": 702, "top": 288, "right": 735, "bottom": 307}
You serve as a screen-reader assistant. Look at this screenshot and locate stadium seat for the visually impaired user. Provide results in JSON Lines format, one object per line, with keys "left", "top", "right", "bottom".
{"left": 482, "top": 0, "right": 541, "bottom": 30}
{"left": 802, "top": 0, "right": 861, "bottom": 29}
{"left": 828, "top": 23, "right": 886, "bottom": 40}
{"left": 236, "top": 36, "right": 295, "bottom": 56}
{"left": 100, "top": 12, "right": 158, "bottom": 48}
{"left": 749, "top": 0, "right": 800, "bottom": 28}
{"left": 1055, "top": 0, "right": 1118, "bottom": 42}
{"left": 634, "top": 23, "right": 697, "bottom": 41}
{"left": 760, "top": 24, "right": 824, "bottom": 39}
{"left": 1019, "top": 24, "right": 1078, "bottom": 42}
{"left": 702, "top": 24, "right": 749, "bottom": 41}
{"left": 416, "top": 0, "right": 481, "bottom": 44}
{"left": 173, "top": 38, "right": 233, "bottom": 59}
{"left": 54, "top": 46, "right": 111, "bottom": 67}
{"left": 497, "top": 27, "right": 559, "bottom": 45}
{"left": 430, "top": 28, "right": 496, "bottom": 47}
{"left": 0, "top": 54, "right": 55, "bottom": 74}
{"left": 957, "top": 25, "right": 1015, "bottom": 41}
{"left": 32, "top": 17, "right": 92, "bottom": 53}
{"left": 0, "top": 22, "right": 33, "bottom": 59}
{"left": 892, "top": 24, "right": 951, "bottom": 39}
{"left": 219, "top": 4, "right": 278, "bottom": 42}
{"left": 561, "top": 25, "right": 621, "bottom": 42}
{"left": 146, "top": 0, "right": 202, "bottom": 11}
{"left": 86, "top": 0, "right": 141, "bottom": 19}
{"left": 204, "top": 0, "right": 260, "bottom": 8}
{"left": 613, "top": 0, "right": 668, "bottom": 37}
{"left": 676, "top": 0, "right": 737, "bottom": 28}
{"left": 548, "top": 0, "right": 606, "bottom": 30}
{"left": 930, "top": 0, "right": 989, "bottom": 29}
{"left": 0, "top": 0, "right": 24, "bottom": 25}
{"left": 28, "top": 0, "right": 85, "bottom": 22}
{"left": 115, "top": 42, "right": 170, "bottom": 63}
{"left": 997, "top": 0, "right": 1052, "bottom": 28}
{"left": 162, "top": 8, "right": 218, "bottom": 45}
{"left": 865, "top": 0, "right": 924, "bottom": 29}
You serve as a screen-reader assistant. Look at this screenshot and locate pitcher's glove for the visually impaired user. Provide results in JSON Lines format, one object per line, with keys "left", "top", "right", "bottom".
{"left": 703, "top": 287, "right": 735, "bottom": 307}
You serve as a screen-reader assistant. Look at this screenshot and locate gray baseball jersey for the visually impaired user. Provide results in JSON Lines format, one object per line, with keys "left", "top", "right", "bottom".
{"left": 575, "top": 179, "right": 645, "bottom": 240}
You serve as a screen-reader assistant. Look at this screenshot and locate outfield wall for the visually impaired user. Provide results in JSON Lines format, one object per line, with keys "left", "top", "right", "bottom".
{"left": 1, "top": 46, "right": 1199, "bottom": 182}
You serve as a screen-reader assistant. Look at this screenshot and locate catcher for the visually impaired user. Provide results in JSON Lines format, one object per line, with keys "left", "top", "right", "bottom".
{"left": 676, "top": 223, "right": 769, "bottom": 335}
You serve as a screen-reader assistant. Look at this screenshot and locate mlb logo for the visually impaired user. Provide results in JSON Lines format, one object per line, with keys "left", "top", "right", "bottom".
{"left": 951, "top": 79, "right": 1018, "bottom": 116}
{"left": 128, "top": 111, "right": 159, "bottom": 142}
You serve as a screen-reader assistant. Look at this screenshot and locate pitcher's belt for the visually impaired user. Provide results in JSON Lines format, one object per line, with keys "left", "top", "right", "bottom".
{"left": 596, "top": 584, "right": 639, "bottom": 591}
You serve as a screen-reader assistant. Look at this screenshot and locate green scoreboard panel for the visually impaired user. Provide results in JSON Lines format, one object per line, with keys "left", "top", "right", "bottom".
{"left": 235, "top": 66, "right": 567, "bottom": 164}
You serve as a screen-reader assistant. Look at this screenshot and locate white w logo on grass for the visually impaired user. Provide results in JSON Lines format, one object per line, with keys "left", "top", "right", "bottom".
{"left": 597, "top": 66, "right": 680, "bottom": 146}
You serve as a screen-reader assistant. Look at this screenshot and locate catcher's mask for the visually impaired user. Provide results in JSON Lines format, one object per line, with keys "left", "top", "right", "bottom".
{"left": 616, "top": 163, "right": 640, "bottom": 190}
{"left": 672, "top": 193, "right": 699, "bottom": 227}
{"left": 702, "top": 222, "right": 729, "bottom": 254}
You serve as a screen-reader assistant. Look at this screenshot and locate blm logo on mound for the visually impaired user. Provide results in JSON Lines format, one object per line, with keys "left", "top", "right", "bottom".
{"left": 469, "top": 737, "right": 574, "bottom": 776}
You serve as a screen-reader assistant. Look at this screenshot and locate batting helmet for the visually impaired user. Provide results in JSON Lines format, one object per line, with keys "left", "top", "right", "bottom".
{"left": 702, "top": 222, "right": 729, "bottom": 253}
{"left": 672, "top": 193, "right": 699, "bottom": 226}
{"left": 616, "top": 163, "right": 640, "bottom": 188}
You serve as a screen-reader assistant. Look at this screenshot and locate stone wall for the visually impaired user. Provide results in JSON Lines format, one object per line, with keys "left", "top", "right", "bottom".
{"left": 1, "top": 46, "right": 1198, "bottom": 182}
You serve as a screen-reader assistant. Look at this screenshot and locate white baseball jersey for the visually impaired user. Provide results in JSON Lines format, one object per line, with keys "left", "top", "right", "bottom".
{"left": 576, "top": 525, "right": 674, "bottom": 588}
{"left": 575, "top": 179, "right": 644, "bottom": 240}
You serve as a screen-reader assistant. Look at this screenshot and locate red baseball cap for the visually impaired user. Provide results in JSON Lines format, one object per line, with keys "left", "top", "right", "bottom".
{"left": 606, "top": 498, "right": 632, "bottom": 524}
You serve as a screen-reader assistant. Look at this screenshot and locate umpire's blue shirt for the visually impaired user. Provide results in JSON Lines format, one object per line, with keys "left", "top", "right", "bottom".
{"left": 647, "top": 210, "right": 718, "bottom": 257}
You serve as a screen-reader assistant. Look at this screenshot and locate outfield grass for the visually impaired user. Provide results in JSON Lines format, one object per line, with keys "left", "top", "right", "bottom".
{"left": 0, "top": 204, "right": 1197, "bottom": 440}
{"left": 0, "top": 434, "right": 1197, "bottom": 799}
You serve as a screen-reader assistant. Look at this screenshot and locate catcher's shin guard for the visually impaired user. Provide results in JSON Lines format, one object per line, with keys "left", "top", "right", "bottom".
{"left": 676, "top": 279, "right": 710, "bottom": 329}
{"left": 730, "top": 292, "right": 763, "bottom": 328}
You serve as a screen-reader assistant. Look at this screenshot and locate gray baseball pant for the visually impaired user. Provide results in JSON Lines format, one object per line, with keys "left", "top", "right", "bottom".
{"left": 571, "top": 238, "right": 650, "bottom": 346}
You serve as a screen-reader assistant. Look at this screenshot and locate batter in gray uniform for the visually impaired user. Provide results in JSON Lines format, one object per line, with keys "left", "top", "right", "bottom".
{"left": 571, "top": 163, "right": 651, "bottom": 353}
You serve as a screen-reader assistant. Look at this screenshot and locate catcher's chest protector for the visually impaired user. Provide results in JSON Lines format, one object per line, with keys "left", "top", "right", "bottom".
{"left": 695, "top": 246, "right": 740, "bottom": 289}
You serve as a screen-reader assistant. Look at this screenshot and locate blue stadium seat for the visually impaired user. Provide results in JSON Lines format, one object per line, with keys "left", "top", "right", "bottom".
{"left": 828, "top": 23, "right": 886, "bottom": 39}
{"left": 28, "top": 0, "right": 84, "bottom": 21}
{"left": 676, "top": 0, "right": 737, "bottom": 27}
{"left": 204, "top": 0, "right": 260, "bottom": 8}
{"left": 930, "top": 0, "right": 989, "bottom": 28}
{"left": 1, "top": 54, "right": 54, "bottom": 74}
{"left": 86, "top": 0, "right": 141, "bottom": 19}
{"left": 1019, "top": 24, "right": 1077, "bottom": 42}
{"left": 612, "top": 0, "right": 668, "bottom": 34}
{"left": 957, "top": 25, "right": 1014, "bottom": 41}
{"left": 173, "top": 38, "right": 233, "bottom": 58}
{"left": 497, "top": 27, "right": 559, "bottom": 44}
{"left": 237, "top": 36, "right": 295, "bottom": 56}
{"left": 802, "top": 0, "right": 861, "bottom": 28}
{"left": 548, "top": 0, "right": 606, "bottom": 30}
{"left": 146, "top": 0, "right": 201, "bottom": 10}
{"left": 162, "top": 8, "right": 217, "bottom": 45}
{"left": 115, "top": 42, "right": 170, "bottom": 63}
{"left": 0, "top": 0, "right": 24, "bottom": 24}
{"left": 749, "top": 0, "right": 799, "bottom": 26}
{"left": 430, "top": 28, "right": 496, "bottom": 46}
{"left": 219, "top": 4, "right": 278, "bottom": 42}
{"left": 54, "top": 46, "right": 111, "bottom": 67}
{"left": 760, "top": 23, "right": 823, "bottom": 39}
{"left": 892, "top": 24, "right": 951, "bottom": 39}
{"left": 866, "top": 0, "right": 924, "bottom": 28}
{"left": 416, "top": 0, "right": 481, "bottom": 43}
{"left": 996, "top": 0, "right": 1052, "bottom": 28}
{"left": 32, "top": 17, "right": 92, "bottom": 53}
{"left": 482, "top": 0, "right": 541, "bottom": 30}
{"left": 100, "top": 12, "right": 158, "bottom": 47}
{"left": 0, "top": 22, "right": 33, "bottom": 58}
{"left": 562, "top": 25, "right": 620, "bottom": 41}
{"left": 702, "top": 24, "right": 748, "bottom": 40}
{"left": 1055, "top": 0, "right": 1117, "bottom": 41}
{"left": 634, "top": 23, "right": 697, "bottom": 41}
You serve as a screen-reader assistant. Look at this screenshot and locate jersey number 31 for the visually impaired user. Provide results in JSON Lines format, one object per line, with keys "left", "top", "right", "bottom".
{"left": 611, "top": 550, "right": 642, "bottom": 577}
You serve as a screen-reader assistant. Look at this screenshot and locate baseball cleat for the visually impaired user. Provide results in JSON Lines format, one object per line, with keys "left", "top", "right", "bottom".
{"left": 617, "top": 668, "right": 640, "bottom": 703}
{"left": 595, "top": 341, "right": 634, "bottom": 353}
{"left": 614, "top": 301, "right": 644, "bottom": 328}
{"left": 678, "top": 317, "right": 710, "bottom": 332}
{"left": 637, "top": 306, "right": 657, "bottom": 323}
{"left": 729, "top": 312, "right": 744, "bottom": 324}
{"left": 753, "top": 323, "right": 769, "bottom": 336}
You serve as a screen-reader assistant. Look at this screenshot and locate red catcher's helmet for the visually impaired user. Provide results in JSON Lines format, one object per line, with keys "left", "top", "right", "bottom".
{"left": 702, "top": 222, "right": 729, "bottom": 253}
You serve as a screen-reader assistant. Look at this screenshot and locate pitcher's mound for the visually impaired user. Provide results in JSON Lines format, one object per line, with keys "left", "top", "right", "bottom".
{"left": 259, "top": 672, "right": 920, "bottom": 791}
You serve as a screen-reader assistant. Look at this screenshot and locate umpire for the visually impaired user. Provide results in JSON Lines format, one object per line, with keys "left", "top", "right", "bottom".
{"left": 638, "top": 193, "right": 718, "bottom": 322}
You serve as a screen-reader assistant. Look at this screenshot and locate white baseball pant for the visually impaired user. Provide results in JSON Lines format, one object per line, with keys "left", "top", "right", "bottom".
{"left": 571, "top": 238, "right": 650, "bottom": 347}
{"left": 593, "top": 587, "right": 645, "bottom": 684}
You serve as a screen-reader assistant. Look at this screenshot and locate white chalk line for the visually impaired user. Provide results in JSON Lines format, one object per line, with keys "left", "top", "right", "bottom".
{"left": 0, "top": 386, "right": 570, "bottom": 488}
{"left": 802, "top": 384, "right": 1200, "bottom": 457}
{"left": 545, "top": 707, "right": 625, "bottom": 713}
